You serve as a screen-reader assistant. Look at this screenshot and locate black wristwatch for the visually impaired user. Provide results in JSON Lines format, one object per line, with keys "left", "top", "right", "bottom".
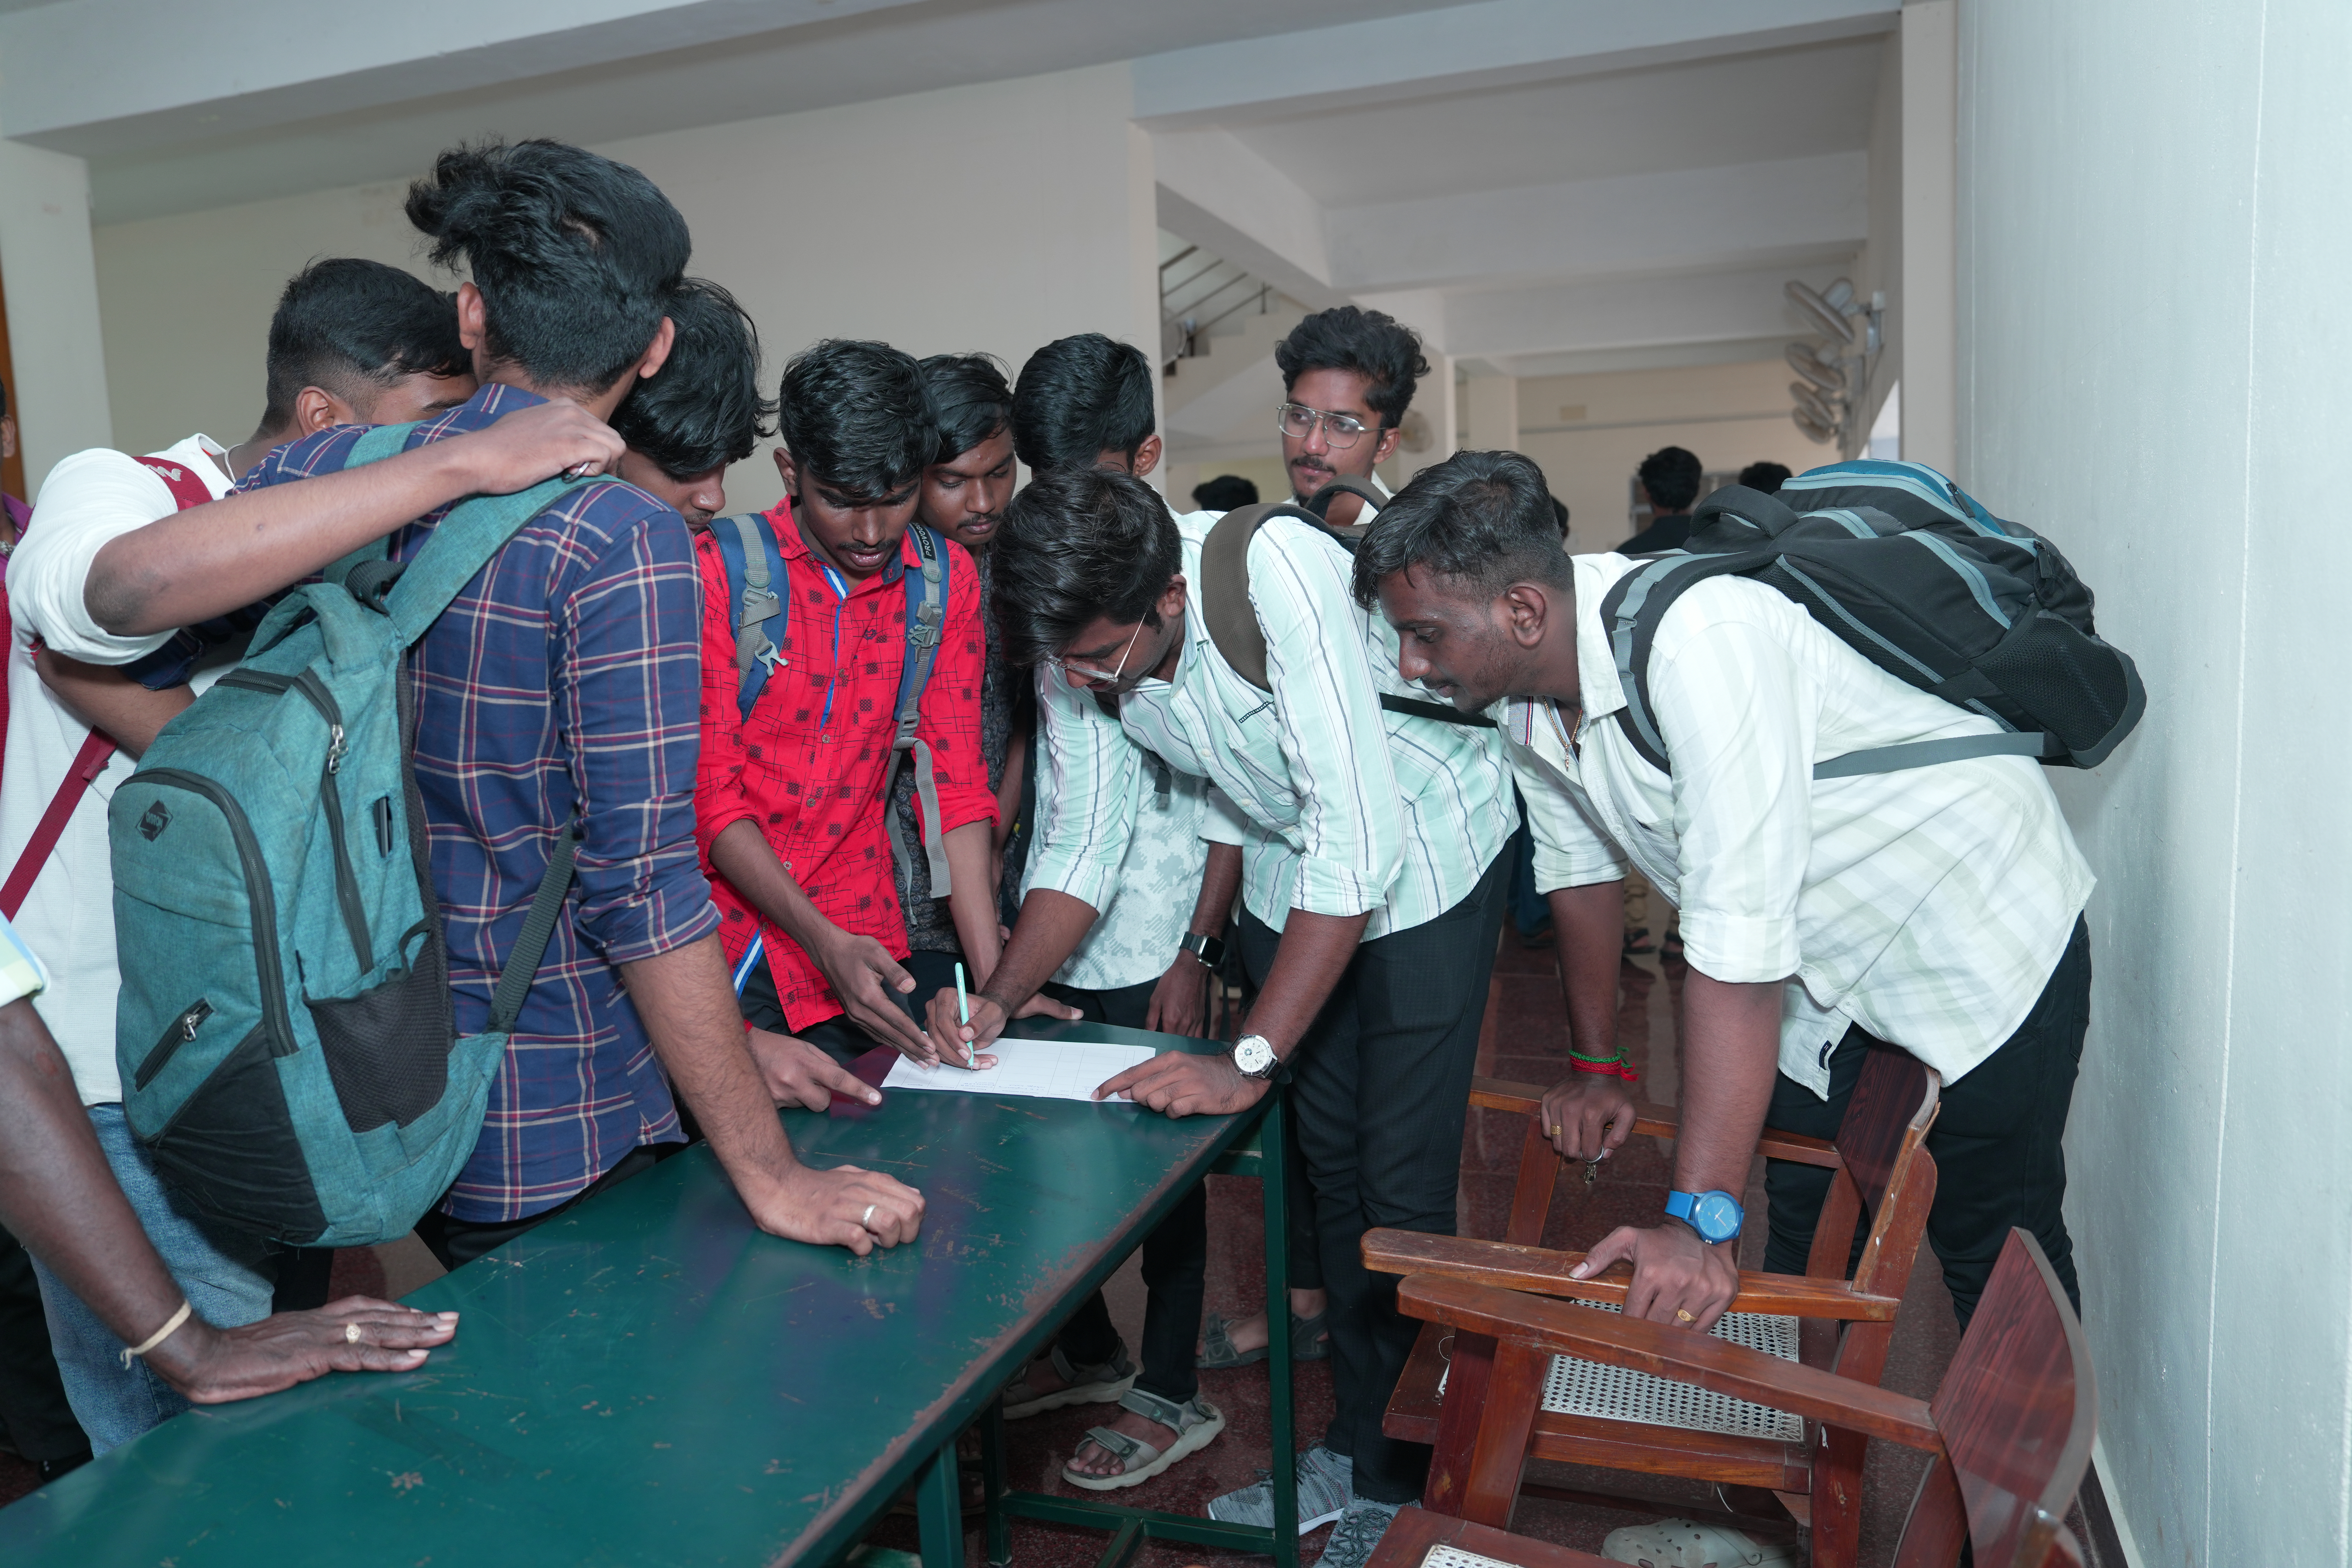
{"left": 1179, "top": 931, "right": 1226, "bottom": 968}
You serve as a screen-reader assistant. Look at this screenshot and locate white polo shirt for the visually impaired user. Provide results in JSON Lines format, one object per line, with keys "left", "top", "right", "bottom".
{"left": 4, "top": 436, "right": 235, "bottom": 1103}
{"left": 1508, "top": 552, "right": 2095, "bottom": 1096}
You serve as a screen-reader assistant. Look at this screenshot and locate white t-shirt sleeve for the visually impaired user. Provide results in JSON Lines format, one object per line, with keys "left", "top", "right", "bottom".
{"left": 14, "top": 448, "right": 196, "bottom": 664}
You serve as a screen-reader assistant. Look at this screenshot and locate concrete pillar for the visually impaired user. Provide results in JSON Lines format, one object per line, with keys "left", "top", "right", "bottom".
{"left": 1900, "top": 0, "right": 1956, "bottom": 474}
{"left": 1463, "top": 372, "right": 1519, "bottom": 454}
{"left": 0, "top": 138, "right": 112, "bottom": 492}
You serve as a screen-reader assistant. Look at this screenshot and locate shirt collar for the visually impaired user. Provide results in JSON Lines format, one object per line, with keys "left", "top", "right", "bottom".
{"left": 1505, "top": 552, "right": 1637, "bottom": 748}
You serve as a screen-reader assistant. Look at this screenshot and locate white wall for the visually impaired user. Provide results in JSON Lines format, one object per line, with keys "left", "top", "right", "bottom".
{"left": 1515, "top": 358, "right": 1827, "bottom": 548}
{"left": 0, "top": 138, "right": 113, "bottom": 489}
{"left": 90, "top": 62, "right": 1161, "bottom": 514}
{"left": 1961, "top": 3, "right": 2351, "bottom": 1564}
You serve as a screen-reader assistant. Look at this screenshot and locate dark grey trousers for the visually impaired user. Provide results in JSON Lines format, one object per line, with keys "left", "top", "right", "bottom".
{"left": 1236, "top": 849, "right": 1509, "bottom": 1505}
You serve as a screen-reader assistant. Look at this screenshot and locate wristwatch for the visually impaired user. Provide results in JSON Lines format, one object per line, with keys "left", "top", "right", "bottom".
{"left": 1231, "top": 1033, "right": 1280, "bottom": 1080}
{"left": 1665, "top": 1189, "right": 1745, "bottom": 1245}
{"left": 1180, "top": 931, "right": 1226, "bottom": 968}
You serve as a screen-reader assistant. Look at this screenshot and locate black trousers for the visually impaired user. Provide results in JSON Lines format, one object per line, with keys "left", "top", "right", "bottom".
{"left": 416, "top": 1142, "right": 673, "bottom": 1272}
{"left": 1237, "top": 850, "right": 1509, "bottom": 1504}
{"left": 0, "top": 1226, "right": 87, "bottom": 1463}
{"left": 1046, "top": 978, "right": 1210, "bottom": 1408}
{"left": 1763, "top": 918, "right": 2091, "bottom": 1327}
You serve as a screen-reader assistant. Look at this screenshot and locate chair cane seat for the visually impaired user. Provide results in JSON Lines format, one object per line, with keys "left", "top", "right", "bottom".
{"left": 1421, "top": 1546, "right": 1523, "bottom": 1568}
{"left": 1442, "top": 1300, "right": 1806, "bottom": 1444}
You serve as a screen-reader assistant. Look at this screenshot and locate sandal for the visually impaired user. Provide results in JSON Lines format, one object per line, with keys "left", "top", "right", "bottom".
{"left": 1600, "top": 1519, "right": 1797, "bottom": 1568}
{"left": 1061, "top": 1389, "right": 1225, "bottom": 1492}
{"left": 1002, "top": 1343, "right": 1136, "bottom": 1420}
{"left": 1198, "top": 1309, "right": 1331, "bottom": 1368}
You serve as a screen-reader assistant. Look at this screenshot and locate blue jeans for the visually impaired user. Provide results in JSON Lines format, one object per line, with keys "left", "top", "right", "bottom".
{"left": 30, "top": 1104, "right": 276, "bottom": 1454}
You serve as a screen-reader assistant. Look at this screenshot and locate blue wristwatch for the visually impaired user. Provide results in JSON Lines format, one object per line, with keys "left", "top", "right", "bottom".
{"left": 1665, "top": 1190, "right": 1744, "bottom": 1245}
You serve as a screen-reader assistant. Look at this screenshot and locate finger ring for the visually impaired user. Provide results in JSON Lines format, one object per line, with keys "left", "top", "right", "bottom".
{"left": 1675, "top": 1309, "right": 1694, "bottom": 1324}
{"left": 1549, "top": 1125, "right": 1561, "bottom": 1138}
{"left": 862, "top": 1203, "right": 877, "bottom": 1229}
{"left": 344, "top": 1322, "right": 363, "bottom": 1344}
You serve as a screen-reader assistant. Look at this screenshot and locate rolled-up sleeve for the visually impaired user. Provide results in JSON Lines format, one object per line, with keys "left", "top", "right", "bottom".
{"left": 1510, "top": 744, "right": 1628, "bottom": 893}
{"left": 561, "top": 513, "right": 719, "bottom": 964}
{"left": 10, "top": 450, "right": 200, "bottom": 665}
{"left": 1252, "top": 521, "right": 1403, "bottom": 917}
{"left": 1023, "top": 668, "right": 1143, "bottom": 916}
{"left": 1653, "top": 618, "right": 1812, "bottom": 984}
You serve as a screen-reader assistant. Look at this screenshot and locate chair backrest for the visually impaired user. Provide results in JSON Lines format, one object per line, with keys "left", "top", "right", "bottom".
{"left": 1822, "top": 1047, "right": 1941, "bottom": 1300}
{"left": 1897, "top": 1229, "right": 2097, "bottom": 1568}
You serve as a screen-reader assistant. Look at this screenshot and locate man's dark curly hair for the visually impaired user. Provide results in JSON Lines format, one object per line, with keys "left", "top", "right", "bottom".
{"left": 776, "top": 339, "right": 936, "bottom": 501}
{"left": 1274, "top": 306, "right": 1429, "bottom": 429}
{"left": 991, "top": 466, "right": 1181, "bottom": 670}
{"left": 610, "top": 278, "right": 774, "bottom": 478}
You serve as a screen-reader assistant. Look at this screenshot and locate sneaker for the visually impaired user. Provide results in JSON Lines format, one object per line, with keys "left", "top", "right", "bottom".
{"left": 1205, "top": 1443, "right": 1353, "bottom": 1533}
{"left": 1321, "top": 1496, "right": 1416, "bottom": 1568}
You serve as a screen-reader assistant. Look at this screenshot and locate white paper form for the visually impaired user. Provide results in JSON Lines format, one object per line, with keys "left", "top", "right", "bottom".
{"left": 881, "top": 1038, "right": 1158, "bottom": 1102}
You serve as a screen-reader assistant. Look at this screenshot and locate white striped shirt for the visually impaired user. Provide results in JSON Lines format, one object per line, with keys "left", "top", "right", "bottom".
{"left": 1028, "top": 510, "right": 1516, "bottom": 940}
{"left": 1509, "top": 552, "right": 2094, "bottom": 1095}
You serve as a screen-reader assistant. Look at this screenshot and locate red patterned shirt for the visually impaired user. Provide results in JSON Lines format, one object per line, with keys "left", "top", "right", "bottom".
{"left": 694, "top": 502, "right": 994, "bottom": 1031}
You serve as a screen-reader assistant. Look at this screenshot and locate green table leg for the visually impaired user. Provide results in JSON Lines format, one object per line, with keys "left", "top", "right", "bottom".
{"left": 915, "top": 1436, "right": 964, "bottom": 1568}
{"left": 981, "top": 1399, "right": 1010, "bottom": 1568}
{"left": 1263, "top": 1086, "right": 1300, "bottom": 1568}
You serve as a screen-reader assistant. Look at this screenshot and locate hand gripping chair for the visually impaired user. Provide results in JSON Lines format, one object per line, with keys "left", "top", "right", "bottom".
{"left": 1369, "top": 1227, "right": 2095, "bottom": 1568}
{"left": 1365, "top": 1046, "right": 1941, "bottom": 1567}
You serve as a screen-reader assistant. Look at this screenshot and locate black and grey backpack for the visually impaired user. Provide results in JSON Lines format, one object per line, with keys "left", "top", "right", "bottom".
{"left": 1601, "top": 459, "right": 2144, "bottom": 778}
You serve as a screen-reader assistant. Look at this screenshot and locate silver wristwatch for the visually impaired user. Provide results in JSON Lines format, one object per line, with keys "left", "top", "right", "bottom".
{"left": 1231, "top": 1033, "right": 1280, "bottom": 1080}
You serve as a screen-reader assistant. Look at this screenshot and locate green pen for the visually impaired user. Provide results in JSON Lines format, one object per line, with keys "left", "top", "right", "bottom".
{"left": 955, "top": 962, "right": 973, "bottom": 1067}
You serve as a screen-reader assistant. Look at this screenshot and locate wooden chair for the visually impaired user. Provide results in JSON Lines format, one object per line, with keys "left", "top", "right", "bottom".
{"left": 1371, "top": 1227, "right": 2095, "bottom": 1568}
{"left": 1365, "top": 1046, "right": 1941, "bottom": 1568}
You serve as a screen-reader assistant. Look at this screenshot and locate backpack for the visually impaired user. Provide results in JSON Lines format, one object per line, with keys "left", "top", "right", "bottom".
{"left": 1198, "top": 482, "right": 1493, "bottom": 730}
{"left": 1600, "top": 458, "right": 2145, "bottom": 778}
{"left": 108, "top": 422, "right": 592, "bottom": 1247}
{"left": 710, "top": 509, "right": 955, "bottom": 900}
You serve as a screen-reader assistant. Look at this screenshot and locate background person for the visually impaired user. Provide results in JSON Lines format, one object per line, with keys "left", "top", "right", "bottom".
{"left": 1273, "top": 306, "right": 1427, "bottom": 528}
{"left": 609, "top": 277, "right": 774, "bottom": 529}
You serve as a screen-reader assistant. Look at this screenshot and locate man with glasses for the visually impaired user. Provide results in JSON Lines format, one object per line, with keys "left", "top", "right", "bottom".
{"left": 1275, "top": 307, "right": 1429, "bottom": 527}
{"left": 933, "top": 464, "right": 1517, "bottom": 1567}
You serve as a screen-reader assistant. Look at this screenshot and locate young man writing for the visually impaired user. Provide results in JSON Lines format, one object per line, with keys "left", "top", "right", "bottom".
{"left": 610, "top": 277, "right": 772, "bottom": 529}
{"left": 697, "top": 339, "right": 1014, "bottom": 1066}
{"left": 1353, "top": 449, "right": 2093, "bottom": 1338}
{"left": 933, "top": 463, "right": 1518, "bottom": 1562}
{"left": 134, "top": 143, "right": 924, "bottom": 1277}
{"left": 5, "top": 254, "right": 610, "bottom": 1448}
{"left": 983, "top": 334, "right": 1238, "bottom": 1492}
{"left": 1274, "top": 307, "right": 1428, "bottom": 528}
{"left": 894, "top": 353, "right": 1023, "bottom": 998}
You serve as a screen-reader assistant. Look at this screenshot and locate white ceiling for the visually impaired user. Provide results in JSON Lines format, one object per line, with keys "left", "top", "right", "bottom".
{"left": 1230, "top": 36, "right": 1888, "bottom": 210}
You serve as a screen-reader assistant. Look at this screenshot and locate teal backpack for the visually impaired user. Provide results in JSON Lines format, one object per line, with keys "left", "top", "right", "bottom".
{"left": 109, "top": 423, "right": 591, "bottom": 1248}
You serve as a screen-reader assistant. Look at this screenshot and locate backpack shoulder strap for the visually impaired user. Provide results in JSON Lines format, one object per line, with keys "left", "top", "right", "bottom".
{"left": 712, "top": 510, "right": 785, "bottom": 721}
{"left": 324, "top": 422, "right": 428, "bottom": 591}
{"left": 379, "top": 475, "right": 586, "bottom": 645}
{"left": 484, "top": 813, "right": 583, "bottom": 1036}
{"left": 1303, "top": 475, "right": 1388, "bottom": 536}
{"left": 1200, "top": 501, "right": 1325, "bottom": 692}
{"left": 884, "top": 524, "right": 954, "bottom": 900}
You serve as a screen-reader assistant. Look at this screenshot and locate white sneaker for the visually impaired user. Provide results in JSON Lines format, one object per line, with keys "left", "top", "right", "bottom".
{"left": 1205, "top": 1443, "right": 1353, "bottom": 1533}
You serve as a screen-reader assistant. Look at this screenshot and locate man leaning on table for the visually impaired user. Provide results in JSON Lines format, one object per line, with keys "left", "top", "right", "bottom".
{"left": 1352, "top": 448, "right": 2095, "bottom": 1338}
{"left": 930, "top": 462, "right": 1517, "bottom": 1568}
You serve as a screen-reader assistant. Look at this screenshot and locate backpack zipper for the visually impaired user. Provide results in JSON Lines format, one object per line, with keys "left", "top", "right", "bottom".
{"left": 128, "top": 768, "right": 297, "bottom": 1060}
{"left": 132, "top": 997, "right": 213, "bottom": 1090}
{"left": 215, "top": 670, "right": 376, "bottom": 975}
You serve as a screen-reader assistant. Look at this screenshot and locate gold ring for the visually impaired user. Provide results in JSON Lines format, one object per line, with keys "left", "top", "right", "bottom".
{"left": 1675, "top": 1309, "right": 1694, "bottom": 1324}
{"left": 344, "top": 1322, "right": 363, "bottom": 1344}
{"left": 1549, "top": 1125, "right": 1561, "bottom": 1138}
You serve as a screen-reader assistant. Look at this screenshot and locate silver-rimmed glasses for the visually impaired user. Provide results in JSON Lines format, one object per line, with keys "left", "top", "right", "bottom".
{"left": 1043, "top": 617, "right": 1147, "bottom": 689}
{"left": 1276, "top": 402, "right": 1373, "bottom": 448}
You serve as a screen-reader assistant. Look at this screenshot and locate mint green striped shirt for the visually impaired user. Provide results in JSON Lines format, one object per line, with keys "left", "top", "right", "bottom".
{"left": 1027, "top": 510, "right": 1516, "bottom": 940}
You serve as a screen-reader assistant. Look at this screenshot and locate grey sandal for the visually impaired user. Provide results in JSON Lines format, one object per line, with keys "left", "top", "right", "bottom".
{"left": 1002, "top": 1343, "right": 1136, "bottom": 1420}
{"left": 1062, "top": 1388, "right": 1225, "bottom": 1492}
{"left": 1198, "top": 1309, "right": 1331, "bottom": 1368}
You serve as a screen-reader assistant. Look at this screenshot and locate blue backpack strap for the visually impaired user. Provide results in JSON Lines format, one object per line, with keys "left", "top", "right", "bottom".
{"left": 713, "top": 512, "right": 785, "bottom": 722}
{"left": 883, "top": 525, "right": 953, "bottom": 900}
{"left": 323, "top": 420, "right": 427, "bottom": 588}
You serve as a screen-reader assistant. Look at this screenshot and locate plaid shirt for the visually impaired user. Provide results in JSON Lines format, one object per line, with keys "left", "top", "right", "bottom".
{"left": 241, "top": 384, "right": 717, "bottom": 1222}
{"left": 694, "top": 506, "right": 994, "bottom": 1032}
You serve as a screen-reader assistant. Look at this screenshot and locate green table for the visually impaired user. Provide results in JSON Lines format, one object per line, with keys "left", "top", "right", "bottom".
{"left": 0, "top": 1020, "right": 1297, "bottom": 1568}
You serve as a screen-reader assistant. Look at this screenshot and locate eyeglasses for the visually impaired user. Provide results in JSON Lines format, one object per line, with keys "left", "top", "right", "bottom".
{"left": 1044, "top": 618, "right": 1147, "bottom": 689}
{"left": 1277, "top": 402, "right": 1375, "bottom": 449}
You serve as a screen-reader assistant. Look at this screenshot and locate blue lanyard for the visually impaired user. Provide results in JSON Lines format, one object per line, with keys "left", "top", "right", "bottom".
{"left": 814, "top": 557, "right": 850, "bottom": 730}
